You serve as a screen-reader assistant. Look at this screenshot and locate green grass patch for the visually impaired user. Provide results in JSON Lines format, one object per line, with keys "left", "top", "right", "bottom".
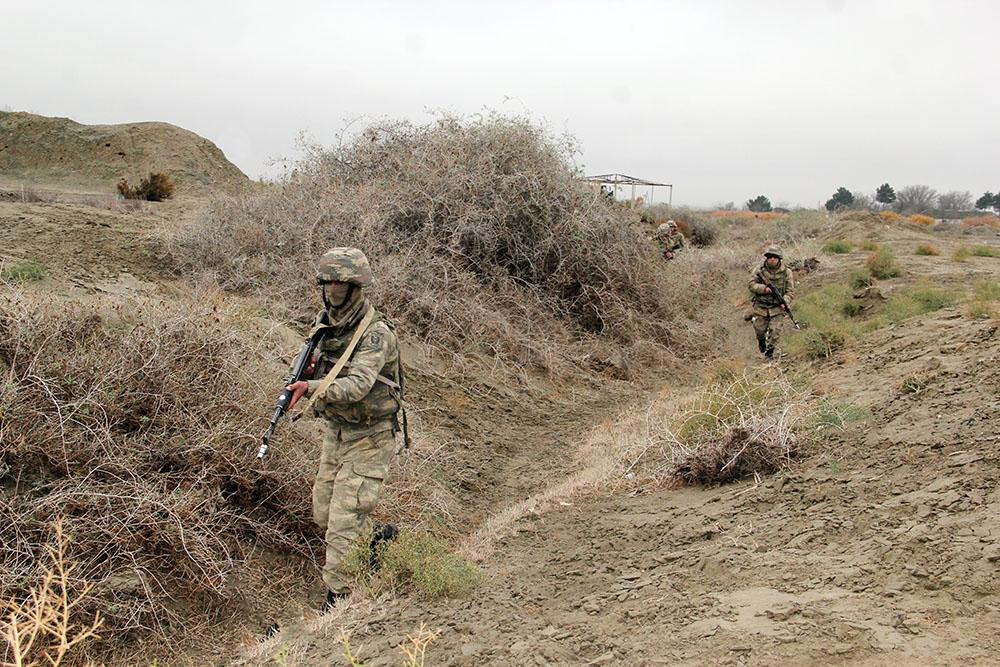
{"left": 785, "top": 283, "right": 861, "bottom": 359}
{"left": 968, "top": 245, "right": 1000, "bottom": 257}
{"left": 954, "top": 245, "right": 1000, "bottom": 261}
{"left": 879, "top": 284, "right": 956, "bottom": 323}
{"left": 1, "top": 259, "right": 47, "bottom": 282}
{"left": 813, "top": 400, "right": 872, "bottom": 431}
{"left": 822, "top": 239, "right": 852, "bottom": 254}
{"left": 973, "top": 280, "right": 1000, "bottom": 301}
{"left": 347, "top": 530, "right": 480, "bottom": 599}
{"left": 859, "top": 239, "right": 879, "bottom": 251}
{"left": 866, "top": 246, "right": 903, "bottom": 279}
{"left": 968, "top": 280, "right": 1000, "bottom": 319}
{"left": 787, "top": 281, "right": 956, "bottom": 360}
{"left": 915, "top": 243, "right": 939, "bottom": 256}
{"left": 849, "top": 268, "right": 873, "bottom": 290}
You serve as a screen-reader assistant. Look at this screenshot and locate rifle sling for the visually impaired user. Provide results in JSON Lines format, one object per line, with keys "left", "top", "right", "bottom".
{"left": 300, "top": 308, "right": 376, "bottom": 416}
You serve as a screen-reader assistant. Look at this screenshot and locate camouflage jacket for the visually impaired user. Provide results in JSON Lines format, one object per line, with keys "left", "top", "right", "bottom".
{"left": 657, "top": 233, "right": 686, "bottom": 257}
{"left": 748, "top": 262, "right": 795, "bottom": 317}
{"left": 306, "top": 306, "right": 402, "bottom": 441}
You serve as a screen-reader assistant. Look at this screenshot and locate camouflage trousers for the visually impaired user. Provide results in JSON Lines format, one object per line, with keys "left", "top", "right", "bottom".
{"left": 752, "top": 311, "right": 786, "bottom": 355}
{"left": 312, "top": 425, "right": 396, "bottom": 593}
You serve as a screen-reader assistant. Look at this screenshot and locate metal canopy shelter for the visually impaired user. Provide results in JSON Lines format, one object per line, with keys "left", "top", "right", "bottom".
{"left": 581, "top": 173, "right": 673, "bottom": 210}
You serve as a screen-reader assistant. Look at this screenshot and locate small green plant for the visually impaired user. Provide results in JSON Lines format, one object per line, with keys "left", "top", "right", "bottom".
{"left": 974, "top": 280, "right": 1000, "bottom": 301}
{"left": 841, "top": 300, "right": 865, "bottom": 317}
{"left": 859, "top": 239, "right": 879, "bottom": 251}
{"left": 813, "top": 400, "right": 871, "bottom": 431}
{"left": 866, "top": 246, "right": 902, "bottom": 279}
{"left": 849, "top": 268, "right": 873, "bottom": 290}
{"left": 967, "top": 245, "right": 1000, "bottom": 258}
{"left": 880, "top": 284, "right": 956, "bottom": 323}
{"left": 915, "top": 243, "right": 939, "bottom": 256}
{"left": 785, "top": 283, "right": 859, "bottom": 359}
{"left": 349, "top": 530, "right": 480, "bottom": 599}
{"left": 1, "top": 259, "right": 47, "bottom": 282}
{"left": 827, "top": 460, "right": 843, "bottom": 476}
{"left": 968, "top": 302, "right": 996, "bottom": 319}
{"left": 968, "top": 280, "right": 1000, "bottom": 319}
{"left": 822, "top": 239, "right": 852, "bottom": 254}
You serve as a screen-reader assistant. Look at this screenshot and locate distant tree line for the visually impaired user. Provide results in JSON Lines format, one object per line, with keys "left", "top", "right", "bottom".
{"left": 820, "top": 182, "right": 999, "bottom": 216}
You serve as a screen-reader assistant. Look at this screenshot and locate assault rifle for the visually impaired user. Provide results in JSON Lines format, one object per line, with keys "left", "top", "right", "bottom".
{"left": 762, "top": 278, "right": 801, "bottom": 330}
{"left": 258, "top": 318, "right": 328, "bottom": 460}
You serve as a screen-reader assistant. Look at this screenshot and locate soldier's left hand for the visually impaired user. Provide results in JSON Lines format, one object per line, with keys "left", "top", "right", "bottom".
{"left": 286, "top": 381, "right": 309, "bottom": 408}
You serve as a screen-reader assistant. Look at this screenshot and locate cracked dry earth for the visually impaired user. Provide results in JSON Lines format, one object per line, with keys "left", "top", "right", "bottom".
{"left": 275, "top": 241, "right": 999, "bottom": 667}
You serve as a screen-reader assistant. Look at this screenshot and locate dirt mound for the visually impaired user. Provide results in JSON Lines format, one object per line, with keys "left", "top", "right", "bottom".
{"left": 0, "top": 111, "right": 249, "bottom": 195}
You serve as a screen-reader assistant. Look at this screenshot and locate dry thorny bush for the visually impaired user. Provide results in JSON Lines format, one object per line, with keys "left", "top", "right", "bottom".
{"left": 633, "top": 369, "right": 806, "bottom": 485}
{"left": 0, "top": 290, "right": 323, "bottom": 653}
{"left": 169, "top": 113, "right": 684, "bottom": 377}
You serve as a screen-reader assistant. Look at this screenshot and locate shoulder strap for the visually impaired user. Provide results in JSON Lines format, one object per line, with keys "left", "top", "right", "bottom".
{"left": 301, "top": 307, "right": 376, "bottom": 415}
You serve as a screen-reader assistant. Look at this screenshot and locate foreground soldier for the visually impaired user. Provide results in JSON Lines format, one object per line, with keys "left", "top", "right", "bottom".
{"left": 748, "top": 245, "right": 795, "bottom": 359}
{"left": 655, "top": 220, "right": 686, "bottom": 259}
{"left": 285, "top": 247, "right": 403, "bottom": 611}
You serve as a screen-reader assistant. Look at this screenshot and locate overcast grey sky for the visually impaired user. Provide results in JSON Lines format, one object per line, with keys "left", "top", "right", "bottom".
{"left": 4, "top": 0, "right": 998, "bottom": 207}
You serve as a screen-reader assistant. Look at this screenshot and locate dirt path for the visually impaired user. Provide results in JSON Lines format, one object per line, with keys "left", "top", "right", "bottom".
{"left": 261, "top": 224, "right": 1000, "bottom": 666}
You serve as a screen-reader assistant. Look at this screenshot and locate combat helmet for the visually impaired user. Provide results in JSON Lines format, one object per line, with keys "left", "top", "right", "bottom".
{"left": 763, "top": 245, "right": 783, "bottom": 259}
{"left": 316, "top": 247, "right": 373, "bottom": 286}
{"left": 657, "top": 220, "right": 677, "bottom": 235}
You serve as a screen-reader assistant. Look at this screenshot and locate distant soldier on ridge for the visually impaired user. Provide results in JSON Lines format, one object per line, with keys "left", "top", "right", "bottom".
{"left": 747, "top": 245, "right": 795, "bottom": 360}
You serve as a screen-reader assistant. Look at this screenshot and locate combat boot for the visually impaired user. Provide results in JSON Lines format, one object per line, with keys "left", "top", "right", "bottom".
{"left": 322, "top": 590, "right": 348, "bottom": 613}
{"left": 369, "top": 522, "right": 398, "bottom": 571}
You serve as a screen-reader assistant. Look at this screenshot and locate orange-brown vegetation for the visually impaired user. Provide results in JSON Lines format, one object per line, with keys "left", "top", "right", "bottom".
{"left": 909, "top": 214, "right": 936, "bottom": 226}
{"left": 879, "top": 211, "right": 902, "bottom": 222}
{"left": 710, "top": 210, "right": 783, "bottom": 220}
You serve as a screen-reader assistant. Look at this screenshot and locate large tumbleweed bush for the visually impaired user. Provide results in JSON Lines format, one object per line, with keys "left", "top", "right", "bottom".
{"left": 0, "top": 291, "right": 319, "bottom": 649}
{"left": 170, "top": 114, "right": 678, "bottom": 374}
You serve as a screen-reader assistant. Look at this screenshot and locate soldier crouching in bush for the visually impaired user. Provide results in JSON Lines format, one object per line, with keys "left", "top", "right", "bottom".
{"left": 285, "top": 247, "right": 403, "bottom": 611}
{"left": 655, "top": 220, "right": 686, "bottom": 260}
{"left": 748, "top": 245, "right": 794, "bottom": 360}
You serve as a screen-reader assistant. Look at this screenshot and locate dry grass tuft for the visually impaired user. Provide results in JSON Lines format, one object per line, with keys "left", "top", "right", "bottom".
{"left": 909, "top": 214, "right": 936, "bottom": 226}
{"left": 666, "top": 372, "right": 802, "bottom": 484}
{"left": 879, "top": 211, "right": 902, "bottom": 223}
{"left": 1, "top": 521, "right": 102, "bottom": 666}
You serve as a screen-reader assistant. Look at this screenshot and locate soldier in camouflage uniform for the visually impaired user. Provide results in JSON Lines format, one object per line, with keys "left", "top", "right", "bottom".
{"left": 285, "top": 247, "right": 403, "bottom": 611}
{"left": 656, "top": 220, "right": 687, "bottom": 260}
{"left": 748, "top": 245, "right": 794, "bottom": 359}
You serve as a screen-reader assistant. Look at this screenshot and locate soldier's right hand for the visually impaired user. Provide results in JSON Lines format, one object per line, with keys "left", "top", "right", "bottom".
{"left": 764, "top": 287, "right": 773, "bottom": 294}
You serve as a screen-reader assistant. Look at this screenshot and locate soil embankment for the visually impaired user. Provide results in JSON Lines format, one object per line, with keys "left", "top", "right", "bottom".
{"left": 0, "top": 111, "right": 249, "bottom": 196}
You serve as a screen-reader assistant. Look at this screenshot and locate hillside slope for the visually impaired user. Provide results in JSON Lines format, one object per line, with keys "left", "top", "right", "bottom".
{"left": 0, "top": 111, "right": 249, "bottom": 195}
